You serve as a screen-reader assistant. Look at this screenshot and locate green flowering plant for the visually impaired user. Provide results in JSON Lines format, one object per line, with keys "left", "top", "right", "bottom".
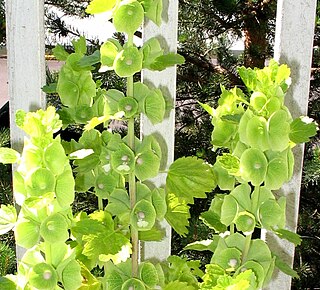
{"left": 0, "top": 0, "right": 317, "bottom": 289}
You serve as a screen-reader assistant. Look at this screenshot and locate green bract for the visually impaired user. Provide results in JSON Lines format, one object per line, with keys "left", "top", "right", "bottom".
{"left": 131, "top": 199, "right": 156, "bottom": 231}
{"left": 26, "top": 168, "right": 56, "bottom": 197}
{"left": 114, "top": 46, "right": 143, "bottom": 77}
{"left": 40, "top": 213, "right": 69, "bottom": 243}
{"left": 113, "top": 0, "right": 144, "bottom": 35}
{"left": 29, "top": 263, "right": 58, "bottom": 290}
{"left": 240, "top": 148, "right": 267, "bottom": 186}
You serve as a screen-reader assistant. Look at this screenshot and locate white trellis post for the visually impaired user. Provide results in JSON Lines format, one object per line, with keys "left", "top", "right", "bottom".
{"left": 6, "top": 0, "right": 46, "bottom": 148}
{"left": 264, "top": 0, "right": 317, "bottom": 289}
{"left": 140, "top": 0, "right": 178, "bottom": 261}
{"left": 6, "top": 0, "right": 46, "bottom": 259}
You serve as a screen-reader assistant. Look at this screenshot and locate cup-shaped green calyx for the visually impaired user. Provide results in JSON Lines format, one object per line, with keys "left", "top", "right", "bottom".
{"left": 44, "top": 141, "right": 68, "bottom": 176}
{"left": 15, "top": 219, "right": 40, "bottom": 249}
{"left": 74, "top": 104, "right": 94, "bottom": 124}
{"left": 40, "top": 213, "right": 69, "bottom": 243}
{"left": 144, "top": 89, "right": 166, "bottom": 124}
{"left": 21, "top": 144, "right": 43, "bottom": 172}
{"left": 95, "top": 172, "right": 117, "bottom": 199}
{"left": 131, "top": 200, "right": 156, "bottom": 231}
{"left": 267, "top": 110, "right": 290, "bottom": 152}
{"left": 250, "top": 92, "right": 267, "bottom": 113}
{"left": 26, "top": 168, "right": 56, "bottom": 197}
{"left": 139, "top": 262, "right": 159, "bottom": 288}
{"left": 212, "top": 247, "right": 242, "bottom": 270}
{"left": 111, "top": 143, "right": 135, "bottom": 174}
{"left": 100, "top": 39, "right": 121, "bottom": 70}
{"left": 113, "top": 0, "right": 144, "bottom": 35}
{"left": 121, "top": 278, "right": 146, "bottom": 290}
{"left": 135, "top": 151, "right": 160, "bottom": 181}
{"left": 246, "top": 116, "right": 269, "bottom": 152}
{"left": 235, "top": 212, "right": 256, "bottom": 235}
{"left": 240, "top": 148, "right": 268, "bottom": 186}
{"left": 29, "top": 263, "right": 58, "bottom": 290}
{"left": 114, "top": 46, "right": 143, "bottom": 77}
{"left": 118, "top": 97, "right": 139, "bottom": 118}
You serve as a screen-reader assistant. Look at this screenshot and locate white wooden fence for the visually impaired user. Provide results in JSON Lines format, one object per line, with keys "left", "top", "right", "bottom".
{"left": 5, "top": 0, "right": 317, "bottom": 288}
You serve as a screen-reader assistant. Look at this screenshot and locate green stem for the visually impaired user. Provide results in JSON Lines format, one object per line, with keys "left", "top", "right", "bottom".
{"left": 45, "top": 242, "right": 52, "bottom": 265}
{"left": 241, "top": 233, "right": 252, "bottom": 265}
{"left": 230, "top": 223, "right": 235, "bottom": 235}
{"left": 98, "top": 197, "right": 103, "bottom": 211}
{"left": 127, "top": 71, "right": 139, "bottom": 277}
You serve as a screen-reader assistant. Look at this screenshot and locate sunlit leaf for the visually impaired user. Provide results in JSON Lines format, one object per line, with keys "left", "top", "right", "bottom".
{"left": 166, "top": 157, "right": 216, "bottom": 204}
{"left": 0, "top": 205, "right": 17, "bottom": 235}
{"left": 289, "top": 116, "right": 318, "bottom": 144}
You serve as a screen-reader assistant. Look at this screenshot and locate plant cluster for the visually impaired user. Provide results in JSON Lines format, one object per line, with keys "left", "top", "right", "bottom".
{"left": 0, "top": 0, "right": 318, "bottom": 289}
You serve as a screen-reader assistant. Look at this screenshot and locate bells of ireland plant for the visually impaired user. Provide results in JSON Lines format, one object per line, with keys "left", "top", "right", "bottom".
{"left": 29, "top": 263, "right": 58, "bottom": 290}
{"left": 113, "top": 0, "right": 144, "bottom": 35}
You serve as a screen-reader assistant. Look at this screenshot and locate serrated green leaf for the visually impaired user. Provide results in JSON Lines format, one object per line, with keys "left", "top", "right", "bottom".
{"left": 164, "top": 281, "right": 195, "bottom": 290}
{"left": 289, "top": 116, "right": 318, "bottom": 144}
{"left": 165, "top": 193, "right": 190, "bottom": 236}
{"left": 217, "top": 153, "right": 240, "bottom": 176}
{"left": 83, "top": 231, "right": 130, "bottom": 261}
{"left": 212, "top": 162, "right": 235, "bottom": 190}
{"left": 52, "top": 44, "right": 69, "bottom": 61}
{"left": 72, "top": 37, "right": 87, "bottom": 55}
{"left": 166, "top": 157, "right": 216, "bottom": 204}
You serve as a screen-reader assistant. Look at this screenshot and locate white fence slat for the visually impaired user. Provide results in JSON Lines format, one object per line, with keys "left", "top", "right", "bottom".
{"left": 6, "top": 0, "right": 45, "bottom": 259}
{"left": 264, "top": 0, "right": 317, "bottom": 289}
{"left": 6, "top": 0, "right": 46, "bottom": 150}
{"left": 140, "top": 0, "right": 179, "bottom": 261}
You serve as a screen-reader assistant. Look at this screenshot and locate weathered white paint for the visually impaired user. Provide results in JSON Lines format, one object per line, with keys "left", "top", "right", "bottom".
{"left": 140, "top": 0, "right": 178, "bottom": 261}
{"left": 6, "top": 0, "right": 45, "bottom": 259}
{"left": 264, "top": 0, "right": 317, "bottom": 289}
{"left": 6, "top": 0, "right": 46, "bottom": 150}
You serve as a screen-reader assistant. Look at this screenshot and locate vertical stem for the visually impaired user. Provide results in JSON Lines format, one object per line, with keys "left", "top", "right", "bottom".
{"left": 45, "top": 242, "right": 52, "bottom": 265}
{"left": 241, "top": 233, "right": 252, "bottom": 265}
{"left": 125, "top": 33, "right": 139, "bottom": 275}
{"left": 230, "top": 223, "right": 235, "bottom": 235}
{"left": 98, "top": 197, "right": 103, "bottom": 211}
